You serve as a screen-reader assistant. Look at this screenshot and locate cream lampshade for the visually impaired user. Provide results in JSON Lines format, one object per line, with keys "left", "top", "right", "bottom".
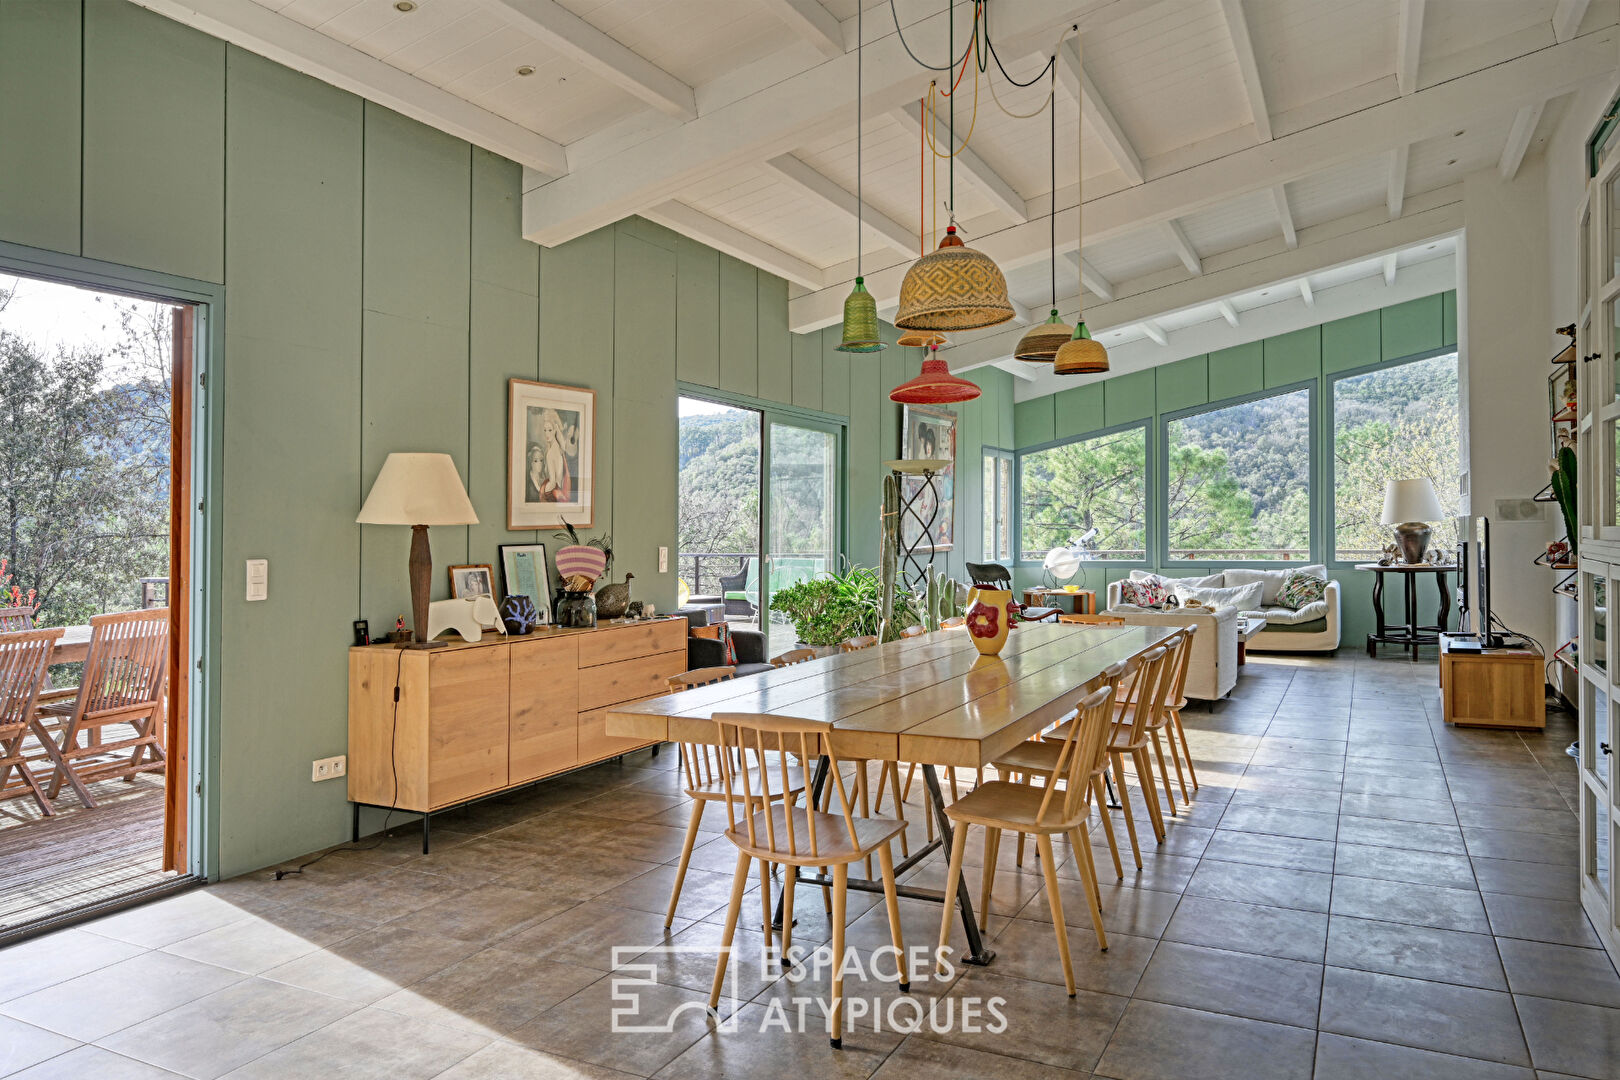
{"left": 1380, "top": 478, "right": 1445, "bottom": 564}
{"left": 357, "top": 453, "right": 479, "bottom": 648}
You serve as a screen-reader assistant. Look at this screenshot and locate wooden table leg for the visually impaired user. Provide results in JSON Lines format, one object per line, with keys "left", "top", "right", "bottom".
{"left": 1368, "top": 572, "right": 1386, "bottom": 656}
{"left": 1437, "top": 571, "right": 1452, "bottom": 634}
{"left": 1405, "top": 573, "right": 1419, "bottom": 660}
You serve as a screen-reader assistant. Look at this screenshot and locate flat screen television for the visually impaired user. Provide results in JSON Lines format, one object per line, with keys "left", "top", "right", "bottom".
{"left": 1457, "top": 515, "right": 1500, "bottom": 646}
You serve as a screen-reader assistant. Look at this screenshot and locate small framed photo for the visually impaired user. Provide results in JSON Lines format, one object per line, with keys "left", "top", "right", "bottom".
{"left": 448, "top": 564, "right": 495, "bottom": 600}
{"left": 499, "top": 543, "right": 553, "bottom": 625}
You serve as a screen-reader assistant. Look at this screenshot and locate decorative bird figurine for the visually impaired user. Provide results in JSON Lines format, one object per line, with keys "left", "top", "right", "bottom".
{"left": 595, "top": 571, "right": 635, "bottom": 619}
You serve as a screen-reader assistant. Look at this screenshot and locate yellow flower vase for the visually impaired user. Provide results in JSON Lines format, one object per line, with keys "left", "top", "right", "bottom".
{"left": 963, "top": 587, "right": 1013, "bottom": 656}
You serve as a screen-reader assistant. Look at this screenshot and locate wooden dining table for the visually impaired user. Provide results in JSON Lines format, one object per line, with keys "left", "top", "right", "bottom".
{"left": 606, "top": 620, "right": 1177, "bottom": 965}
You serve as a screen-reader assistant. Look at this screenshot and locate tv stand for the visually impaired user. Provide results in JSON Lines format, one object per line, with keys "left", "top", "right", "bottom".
{"left": 1438, "top": 634, "right": 1545, "bottom": 729}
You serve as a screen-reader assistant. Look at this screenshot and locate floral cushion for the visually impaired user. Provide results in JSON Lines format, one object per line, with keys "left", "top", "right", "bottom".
{"left": 1277, "top": 570, "right": 1327, "bottom": 610}
{"left": 1117, "top": 578, "right": 1168, "bottom": 608}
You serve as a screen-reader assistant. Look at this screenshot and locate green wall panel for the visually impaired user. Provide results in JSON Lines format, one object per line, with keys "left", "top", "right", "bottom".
{"left": 1207, "top": 341, "right": 1264, "bottom": 399}
{"left": 846, "top": 358, "right": 881, "bottom": 566}
{"left": 674, "top": 236, "right": 720, "bottom": 387}
{"left": 1441, "top": 290, "right": 1458, "bottom": 347}
{"left": 471, "top": 149, "right": 538, "bottom": 294}
{"left": 1055, "top": 383, "right": 1105, "bottom": 440}
{"left": 879, "top": 348, "right": 904, "bottom": 459}
{"left": 1381, "top": 294, "right": 1443, "bottom": 361}
{"left": 468, "top": 280, "right": 540, "bottom": 559}
{"left": 1105, "top": 370, "right": 1155, "bottom": 426}
{"left": 0, "top": 0, "right": 81, "bottom": 253}
{"left": 1155, "top": 356, "right": 1208, "bottom": 414}
{"left": 791, "top": 331, "right": 822, "bottom": 411}
{"left": 82, "top": 0, "right": 224, "bottom": 282}
{"left": 361, "top": 107, "right": 470, "bottom": 328}
{"left": 1323, "top": 310, "right": 1381, "bottom": 374}
{"left": 718, "top": 255, "right": 758, "bottom": 396}
{"left": 614, "top": 232, "right": 678, "bottom": 609}
{"left": 820, "top": 328, "right": 851, "bottom": 417}
{"left": 756, "top": 274, "right": 792, "bottom": 404}
{"left": 1264, "top": 327, "right": 1321, "bottom": 388}
{"left": 1015, "top": 397, "right": 1055, "bottom": 447}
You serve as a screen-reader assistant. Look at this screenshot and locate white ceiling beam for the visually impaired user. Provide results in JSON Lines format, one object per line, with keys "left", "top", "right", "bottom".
{"left": 1008, "top": 298, "right": 1035, "bottom": 327}
{"left": 1383, "top": 253, "right": 1399, "bottom": 286}
{"left": 1552, "top": 0, "right": 1592, "bottom": 42}
{"left": 127, "top": 0, "right": 569, "bottom": 178}
{"left": 1216, "top": 0, "right": 1272, "bottom": 141}
{"left": 995, "top": 359, "right": 1041, "bottom": 382}
{"left": 1387, "top": 144, "right": 1409, "bottom": 218}
{"left": 1299, "top": 279, "right": 1314, "bottom": 307}
{"left": 1068, "top": 252, "right": 1115, "bottom": 302}
{"left": 1498, "top": 102, "right": 1546, "bottom": 180}
{"left": 756, "top": 0, "right": 844, "bottom": 58}
{"left": 1271, "top": 184, "right": 1298, "bottom": 249}
{"left": 489, "top": 0, "right": 695, "bottom": 120}
{"left": 893, "top": 101, "right": 1030, "bottom": 225}
{"left": 940, "top": 195, "right": 1464, "bottom": 374}
{"left": 1055, "top": 40, "right": 1144, "bottom": 185}
{"left": 763, "top": 155, "right": 915, "bottom": 259}
{"left": 1216, "top": 299, "right": 1241, "bottom": 327}
{"left": 1396, "top": 0, "right": 1427, "bottom": 94}
{"left": 1161, "top": 220, "right": 1203, "bottom": 276}
{"left": 788, "top": 28, "right": 1614, "bottom": 330}
{"left": 1140, "top": 319, "right": 1169, "bottom": 346}
{"left": 641, "top": 202, "right": 826, "bottom": 290}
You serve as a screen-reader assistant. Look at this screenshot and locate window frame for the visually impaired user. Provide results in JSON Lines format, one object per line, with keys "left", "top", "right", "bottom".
{"left": 1325, "top": 346, "right": 1460, "bottom": 570}
{"left": 1014, "top": 419, "right": 1153, "bottom": 569}
{"left": 1158, "top": 380, "right": 1319, "bottom": 569}
{"left": 981, "top": 446, "right": 1015, "bottom": 562}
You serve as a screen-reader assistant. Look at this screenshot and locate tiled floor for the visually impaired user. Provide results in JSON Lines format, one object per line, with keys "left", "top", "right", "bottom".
{"left": 1, "top": 651, "right": 1615, "bottom": 1079}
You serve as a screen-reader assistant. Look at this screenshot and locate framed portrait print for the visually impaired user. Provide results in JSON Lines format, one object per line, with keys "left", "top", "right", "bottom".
{"left": 499, "top": 543, "right": 552, "bottom": 625}
{"left": 900, "top": 404, "right": 956, "bottom": 552}
{"left": 448, "top": 564, "right": 495, "bottom": 600}
{"left": 509, "top": 379, "right": 595, "bottom": 529}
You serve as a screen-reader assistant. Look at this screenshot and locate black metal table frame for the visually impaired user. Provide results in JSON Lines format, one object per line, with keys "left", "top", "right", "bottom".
{"left": 1365, "top": 566, "right": 1451, "bottom": 659}
{"left": 771, "top": 754, "right": 995, "bottom": 966}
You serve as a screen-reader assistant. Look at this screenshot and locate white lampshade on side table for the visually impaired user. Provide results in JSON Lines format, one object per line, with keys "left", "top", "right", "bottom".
{"left": 1380, "top": 478, "right": 1446, "bottom": 564}
{"left": 357, "top": 453, "right": 479, "bottom": 647}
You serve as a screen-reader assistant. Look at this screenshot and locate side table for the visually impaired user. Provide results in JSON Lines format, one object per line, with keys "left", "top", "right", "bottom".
{"left": 1355, "top": 562, "right": 1454, "bottom": 659}
{"left": 1022, "top": 588, "right": 1096, "bottom": 616}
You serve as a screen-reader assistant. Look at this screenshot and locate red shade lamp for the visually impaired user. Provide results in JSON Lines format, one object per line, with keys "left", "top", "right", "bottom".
{"left": 889, "top": 344, "right": 981, "bottom": 405}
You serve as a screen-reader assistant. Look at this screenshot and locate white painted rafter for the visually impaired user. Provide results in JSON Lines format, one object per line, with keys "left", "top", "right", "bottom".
{"left": 1272, "top": 184, "right": 1298, "bottom": 249}
{"left": 1387, "top": 144, "right": 1409, "bottom": 218}
{"left": 893, "top": 101, "right": 1030, "bottom": 225}
{"left": 642, "top": 202, "right": 825, "bottom": 290}
{"left": 1140, "top": 320, "right": 1169, "bottom": 346}
{"left": 995, "top": 359, "right": 1041, "bottom": 382}
{"left": 1396, "top": 0, "right": 1427, "bottom": 94}
{"left": 1216, "top": 299, "right": 1241, "bottom": 327}
{"left": 1216, "top": 0, "right": 1272, "bottom": 141}
{"left": 763, "top": 155, "right": 915, "bottom": 258}
{"left": 1055, "top": 40, "right": 1144, "bottom": 185}
{"left": 1068, "top": 252, "right": 1115, "bottom": 302}
{"left": 489, "top": 0, "right": 696, "bottom": 120}
{"left": 1299, "top": 279, "right": 1314, "bottom": 306}
{"left": 1499, "top": 102, "right": 1546, "bottom": 180}
{"left": 756, "top": 0, "right": 844, "bottom": 58}
{"left": 127, "top": 0, "right": 569, "bottom": 177}
{"left": 1553, "top": 0, "right": 1593, "bottom": 41}
{"left": 1161, "top": 219, "right": 1203, "bottom": 276}
{"left": 1383, "top": 253, "right": 1399, "bottom": 285}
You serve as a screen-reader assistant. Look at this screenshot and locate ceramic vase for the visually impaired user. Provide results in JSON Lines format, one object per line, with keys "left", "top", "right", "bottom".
{"left": 499, "top": 595, "right": 540, "bottom": 635}
{"left": 963, "top": 587, "right": 1012, "bottom": 656}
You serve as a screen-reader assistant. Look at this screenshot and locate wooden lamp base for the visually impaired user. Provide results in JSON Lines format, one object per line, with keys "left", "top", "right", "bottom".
{"left": 406, "top": 524, "right": 446, "bottom": 649}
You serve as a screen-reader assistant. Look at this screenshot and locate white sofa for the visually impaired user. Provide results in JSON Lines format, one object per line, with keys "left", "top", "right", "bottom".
{"left": 1097, "top": 600, "right": 1239, "bottom": 701}
{"left": 1107, "top": 566, "right": 1343, "bottom": 654}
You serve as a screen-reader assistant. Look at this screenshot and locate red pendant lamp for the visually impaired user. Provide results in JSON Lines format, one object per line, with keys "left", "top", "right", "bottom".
{"left": 890, "top": 343, "right": 981, "bottom": 404}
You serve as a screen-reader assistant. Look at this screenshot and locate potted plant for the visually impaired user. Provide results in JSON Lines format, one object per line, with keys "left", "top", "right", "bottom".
{"left": 771, "top": 562, "right": 922, "bottom": 647}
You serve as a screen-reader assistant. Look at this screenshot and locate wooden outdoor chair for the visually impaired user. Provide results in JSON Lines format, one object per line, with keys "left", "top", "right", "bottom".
{"left": 0, "top": 606, "right": 37, "bottom": 631}
{"left": 0, "top": 628, "right": 64, "bottom": 815}
{"left": 37, "top": 609, "right": 169, "bottom": 807}
{"left": 770, "top": 647, "right": 817, "bottom": 667}
{"left": 707, "top": 712, "right": 908, "bottom": 1048}
{"left": 667, "top": 666, "right": 735, "bottom": 693}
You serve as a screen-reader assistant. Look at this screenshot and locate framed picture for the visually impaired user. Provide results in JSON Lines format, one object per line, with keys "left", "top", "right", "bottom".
{"left": 900, "top": 404, "right": 956, "bottom": 552}
{"left": 448, "top": 564, "right": 494, "bottom": 600}
{"left": 508, "top": 378, "right": 595, "bottom": 529}
{"left": 499, "top": 543, "right": 552, "bottom": 625}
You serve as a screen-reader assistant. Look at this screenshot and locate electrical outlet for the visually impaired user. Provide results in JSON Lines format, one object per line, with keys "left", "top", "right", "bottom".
{"left": 311, "top": 755, "right": 345, "bottom": 782}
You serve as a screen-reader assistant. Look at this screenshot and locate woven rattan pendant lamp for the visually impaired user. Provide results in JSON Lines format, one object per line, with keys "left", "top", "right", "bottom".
{"left": 835, "top": 1, "right": 885, "bottom": 354}
{"left": 893, "top": 1, "right": 1013, "bottom": 334}
{"left": 890, "top": 342, "right": 981, "bottom": 404}
{"left": 1053, "top": 33, "right": 1108, "bottom": 376}
{"left": 1016, "top": 66, "right": 1072, "bottom": 363}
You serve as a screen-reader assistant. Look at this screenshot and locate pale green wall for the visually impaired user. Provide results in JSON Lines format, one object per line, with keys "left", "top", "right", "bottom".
{"left": 1011, "top": 292, "right": 1459, "bottom": 650}
{"left": 0, "top": 0, "right": 1012, "bottom": 876}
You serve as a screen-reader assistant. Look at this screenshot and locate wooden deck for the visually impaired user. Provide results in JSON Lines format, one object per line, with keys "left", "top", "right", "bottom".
{"left": 0, "top": 771, "right": 176, "bottom": 934}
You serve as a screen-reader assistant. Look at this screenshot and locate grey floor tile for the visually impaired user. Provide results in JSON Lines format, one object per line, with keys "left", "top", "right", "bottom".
{"left": 1338, "top": 792, "right": 1457, "bottom": 825}
{"left": 1329, "top": 875, "right": 1489, "bottom": 934}
{"left": 1318, "top": 966, "right": 1529, "bottom": 1066}
{"left": 871, "top": 1036, "right": 1088, "bottom": 1080}
{"left": 160, "top": 906, "right": 369, "bottom": 975}
{"left": 1453, "top": 804, "right": 1578, "bottom": 835}
{"left": 510, "top": 977, "right": 721, "bottom": 1076}
{"left": 1183, "top": 859, "right": 1332, "bottom": 913}
{"left": 0, "top": 951, "right": 243, "bottom": 1041}
{"left": 1497, "top": 938, "right": 1620, "bottom": 1008}
{"left": 494, "top": 901, "right": 692, "bottom": 972}
{"left": 1331, "top": 843, "right": 1476, "bottom": 890}
{"left": 1471, "top": 857, "right": 1581, "bottom": 901}
{"left": 922, "top": 970, "right": 1128, "bottom": 1072}
{"left": 259, "top": 923, "right": 485, "bottom": 1005}
{"left": 1202, "top": 830, "right": 1336, "bottom": 874}
{"left": 984, "top": 918, "right": 1154, "bottom": 996}
{"left": 220, "top": 1007, "right": 489, "bottom": 1079}
{"left": 1515, "top": 995, "right": 1620, "bottom": 1079}
{"left": 1312, "top": 1032, "right": 1534, "bottom": 1079}
{"left": 80, "top": 891, "right": 257, "bottom": 950}
{"left": 1162, "top": 895, "right": 1328, "bottom": 963}
{"left": 5, "top": 1045, "right": 184, "bottom": 1080}
{"left": 428, "top": 1041, "right": 635, "bottom": 1079}
{"left": 0, "top": 1015, "right": 77, "bottom": 1078}
{"left": 1482, "top": 892, "right": 1603, "bottom": 947}
{"left": 1337, "top": 815, "right": 1466, "bottom": 854}
{"left": 1324, "top": 915, "right": 1505, "bottom": 989}
{"left": 1133, "top": 940, "right": 1321, "bottom": 1027}
{"left": 1217, "top": 805, "right": 1340, "bottom": 842}
{"left": 0, "top": 929, "right": 146, "bottom": 1004}
{"left": 372, "top": 947, "right": 603, "bottom": 1037}
{"left": 1465, "top": 828, "right": 1580, "bottom": 866}
{"left": 1095, "top": 999, "right": 1316, "bottom": 1080}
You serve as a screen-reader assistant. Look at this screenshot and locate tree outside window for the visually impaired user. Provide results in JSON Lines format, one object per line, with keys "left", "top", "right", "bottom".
{"left": 1019, "top": 426, "right": 1147, "bottom": 561}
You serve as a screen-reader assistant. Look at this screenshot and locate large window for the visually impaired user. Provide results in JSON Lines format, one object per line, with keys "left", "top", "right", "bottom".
{"left": 1165, "top": 388, "right": 1311, "bottom": 562}
{"left": 982, "top": 449, "right": 1013, "bottom": 561}
{"left": 1332, "top": 352, "right": 1460, "bottom": 562}
{"left": 1019, "top": 426, "right": 1147, "bottom": 562}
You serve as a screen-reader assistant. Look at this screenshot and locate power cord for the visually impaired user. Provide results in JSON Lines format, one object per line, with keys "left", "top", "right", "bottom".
{"left": 275, "top": 647, "right": 404, "bottom": 879}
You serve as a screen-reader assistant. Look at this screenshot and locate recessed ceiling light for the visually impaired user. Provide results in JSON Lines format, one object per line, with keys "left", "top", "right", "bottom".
{"left": 394, "top": 0, "right": 415, "bottom": 11}
{"left": 516, "top": 65, "right": 535, "bottom": 76}
{"left": 1454, "top": 129, "right": 1465, "bottom": 137}
{"left": 1261, "top": 290, "right": 1270, "bottom": 296}
{"left": 1427, "top": 244, "right": 1436, "bottom": 250}
{"left": 1447, "top": 159, "right": 1457, "bottom": 166}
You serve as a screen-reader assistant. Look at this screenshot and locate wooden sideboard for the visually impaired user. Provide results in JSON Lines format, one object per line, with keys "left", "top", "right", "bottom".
{"left": 348, "top": 617, "right": 686, "bottom": 843}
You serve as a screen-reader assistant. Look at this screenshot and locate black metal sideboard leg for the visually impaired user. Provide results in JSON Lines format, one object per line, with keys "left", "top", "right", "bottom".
{"left": 422, "top": 812, "right": 431, "bottom": 855}
{"left": 351, "top": 803, "right": 360, "bottom": 844}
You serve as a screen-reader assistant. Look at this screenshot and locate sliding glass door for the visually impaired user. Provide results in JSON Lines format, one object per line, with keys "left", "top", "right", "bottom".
{"left": 766, "top": 418, "right": 841, "bottom": 653}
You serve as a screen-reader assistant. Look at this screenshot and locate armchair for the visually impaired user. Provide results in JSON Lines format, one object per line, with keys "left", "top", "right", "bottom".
{"left": 964, "top": 561, "right": 1060, "bottom": 623}
{"left": 678, "top": 607, "right": 771, "bottom": 676}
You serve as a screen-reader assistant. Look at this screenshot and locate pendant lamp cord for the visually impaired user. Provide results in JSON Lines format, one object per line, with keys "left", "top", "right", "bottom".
{"left": 856, "top": 0, "right": 863, "bottom": 279}
{"left": 1050, "top": 62, "right": 1056, "bottom": 312}
{"left": 948, "top": 0, "right": 955, "bottom": 222}
{"left": 1075, "top": 30, "right": 1084, "bottom": 322}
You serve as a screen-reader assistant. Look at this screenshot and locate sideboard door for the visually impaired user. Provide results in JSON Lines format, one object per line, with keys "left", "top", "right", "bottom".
{"left": 427, "top": 647, "right": 510, "bottom": 808}
{"left": 510, "top": 637, "right": 580, "bottom": 784}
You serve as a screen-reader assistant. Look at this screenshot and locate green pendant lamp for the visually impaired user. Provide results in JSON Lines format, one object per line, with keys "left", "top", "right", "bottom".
{"left": 836, "top": 1, "right": 885, "bottom": 354}
{"left": 1053, "top": 33, "right": 1108, "bottom": 377}
{"left": 1016, "top": 66, "right": 1072, "bottom": 363}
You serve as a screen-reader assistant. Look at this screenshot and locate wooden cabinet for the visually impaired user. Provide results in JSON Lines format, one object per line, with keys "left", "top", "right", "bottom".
{"left": 1439, "top": 636, "right": 1545, "bottom": 730}
{"left": 347, "top": 618, "right": 686, "bottom": 813}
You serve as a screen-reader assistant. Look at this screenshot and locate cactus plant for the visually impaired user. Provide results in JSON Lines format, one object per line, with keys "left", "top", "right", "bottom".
{"left": 879, "top": 472, "right": 901, "bottom": 640}
{"left": 1550, "top": 445, "right": 1578, "bottom": 561}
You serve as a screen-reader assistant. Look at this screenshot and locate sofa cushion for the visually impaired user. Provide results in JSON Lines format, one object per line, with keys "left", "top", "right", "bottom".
{"left": 1174, "top": 580, "right": 1264, "bottom": 613}
{"left": 1254, "top": 617, "right": 1328, "bottom": 634}
{"left": 1117, "top": 578, "right": 1169, "bottom": 608}
{"left": 1129, "top": 570, "right": 1225, "bottom": 590}
{"left": 1277, "top": 570, "right": 1327, "bottom": 609}
{"left": 1224, "top": 564, "right": 1327, "bottom": 606}
{"left": 1242, "top": 599, "right": 1330, "bottom": 625}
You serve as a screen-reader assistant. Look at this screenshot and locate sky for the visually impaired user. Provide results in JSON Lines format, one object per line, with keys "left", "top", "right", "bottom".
{"left": 1, "top": 272, "right": 173, "bottom": 381}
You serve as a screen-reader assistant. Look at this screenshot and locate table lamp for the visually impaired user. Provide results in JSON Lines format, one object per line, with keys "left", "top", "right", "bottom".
{"left": 1381, "top": 478, "right": 1446, "bottom": 565}
{"left": 357, "top": 453, "right": 479, "bottom": 648}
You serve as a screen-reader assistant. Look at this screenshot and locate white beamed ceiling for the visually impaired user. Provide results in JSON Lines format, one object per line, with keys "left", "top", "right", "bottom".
{"left": 162, "top": 0, "right": 1620, "bottom": 346}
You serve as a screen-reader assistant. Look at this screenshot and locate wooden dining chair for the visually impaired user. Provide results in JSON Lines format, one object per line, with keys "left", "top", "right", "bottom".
{"left": 937, "top": 681, "right": 1119, "bottom": 995}
{"left": 770, "top": 647, "right": 817, "bottom": 667}
{"left": 667, "top": 666, "right": 735, "bottom": 692}
{"left": 1058, "top": 613, "right": 1124, "bottom": 626}
{"left": 839, "top": 635, "right": 879, "bottom": 652}
{"left": 707, "top": 712, "right": 908, "bottom": 1048}
{"left": 1161, "top": 624, "right": 1200, "bottom": 797}
{"left": 1139, "top": 627, "right": 1197, "bottom": 814}
{"left": 940, "top": 616, "right": 966, "bottom": 629}
{"left": 899, "top": 624, "right": 926, "bottom": 638}
{"left": 0, "top": 628, "right": 64, "bottom": 815}
{"left": 833, "top": 633, "right": 908, "bottom": 865}
{"left": 38, "top": 609, "right": 169, "bottom": 807}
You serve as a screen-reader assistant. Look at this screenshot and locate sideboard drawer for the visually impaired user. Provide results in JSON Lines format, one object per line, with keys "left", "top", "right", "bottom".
{"left": 580, "top": 695, "right": 661, "bottom": 762}
{"left": 578, "top": 648, "right": 686, "bottom": 711}
{"left": 577, "top": 620, "right": 686, "bottom": 668}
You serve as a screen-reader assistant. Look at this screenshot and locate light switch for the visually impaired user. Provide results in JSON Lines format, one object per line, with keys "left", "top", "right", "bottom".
{"left": 245, "top": 559, "right": 268, "bottom": 602}
{"left": 659, "top": 546, "right": 668, "bottom": 573}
